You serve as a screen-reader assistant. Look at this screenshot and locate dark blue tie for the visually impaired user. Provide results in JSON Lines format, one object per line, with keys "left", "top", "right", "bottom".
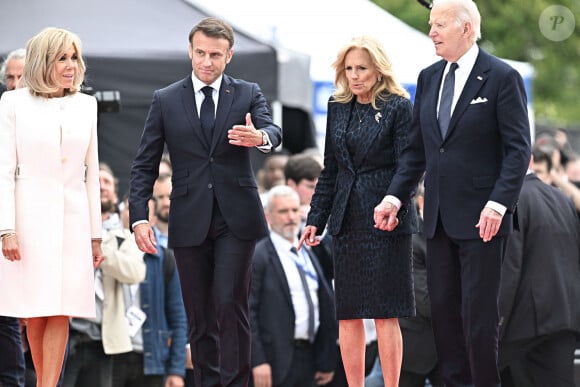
{"left": 438, "top": 62, "right": 458, "bottom": 138}
{"left": 200, "top": 86, "right": 215, "bottom": 144}
{"left": 291, "top": 247, "right": 315, "bottom": 342}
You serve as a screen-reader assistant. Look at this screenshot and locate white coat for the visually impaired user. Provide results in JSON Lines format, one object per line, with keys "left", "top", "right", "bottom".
{"left": 0, "top": 87, "right": 101, "bottom": 318}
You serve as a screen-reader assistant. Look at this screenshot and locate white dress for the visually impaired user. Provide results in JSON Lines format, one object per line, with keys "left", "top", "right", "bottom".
{"left": 0, "top": 88, "right": 101, "bottom": 318}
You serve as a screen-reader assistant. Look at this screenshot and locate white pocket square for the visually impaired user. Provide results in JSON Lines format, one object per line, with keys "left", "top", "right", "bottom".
{"left": 470, "top": 97, "right": 488, "bottom": 104}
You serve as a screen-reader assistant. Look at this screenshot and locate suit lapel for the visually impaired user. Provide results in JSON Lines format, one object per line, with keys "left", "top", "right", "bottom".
{"left": 180, "top": 77, "right": 207, "bottom": 147}
{"left": 353, "top": 101, "right": 386, "bottom": 168}
{"left": 428, "top": 61, "right": 447, "bottom": 141}
{"left": 211, "top": 76, "right": 234, "bottom": 152}
{"left": 446, "top": 51, "right": 490, "bottom": 138}
{"left": 332, "top": 102, "right": 355, "bottom": 173}
{"left": 266, "top": 239, "right": 294, "bottom": 308}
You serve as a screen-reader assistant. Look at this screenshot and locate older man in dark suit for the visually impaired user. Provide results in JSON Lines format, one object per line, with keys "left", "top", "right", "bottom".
{"left": 374, "top": 0, "right": 531, "bottom": 385}
{"left": 250, "top": 185, "right": 337, "bottom": 387}
{"left": 129, "top": 17, "right": 282, "bottom": 387}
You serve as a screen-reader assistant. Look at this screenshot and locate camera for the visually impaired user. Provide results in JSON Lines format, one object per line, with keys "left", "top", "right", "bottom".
{"left": 80, "top": 83, "right": 121, "bottom": 113}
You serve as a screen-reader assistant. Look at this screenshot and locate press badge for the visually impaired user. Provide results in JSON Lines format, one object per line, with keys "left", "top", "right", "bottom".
{"left": 126, "top": 306, "right": 147, "bottom": 337}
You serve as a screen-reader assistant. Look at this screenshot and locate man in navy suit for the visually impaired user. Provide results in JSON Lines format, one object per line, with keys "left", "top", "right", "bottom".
{"left": 374, "top": 0, "right": 531, "bottom": 386}
{"left": 129, "top": 17, "right": 282, "bottom": 387}
{"left": 250, "top": 185, "right": 337, "bottom": 387}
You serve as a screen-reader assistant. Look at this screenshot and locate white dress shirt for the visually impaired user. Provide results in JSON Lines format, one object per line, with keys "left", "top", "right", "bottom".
{"left": 270, "top": 232, "right": 320, "bottom": 341}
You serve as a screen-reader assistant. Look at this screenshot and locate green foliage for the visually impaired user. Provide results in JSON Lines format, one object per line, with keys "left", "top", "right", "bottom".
{"left": 373, "top": 0, "right": 580, "bottom": 126}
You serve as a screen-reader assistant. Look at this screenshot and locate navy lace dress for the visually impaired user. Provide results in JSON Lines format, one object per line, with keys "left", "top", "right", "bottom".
{"left": 307, "top": 96, "right": 416, "bottom": 319}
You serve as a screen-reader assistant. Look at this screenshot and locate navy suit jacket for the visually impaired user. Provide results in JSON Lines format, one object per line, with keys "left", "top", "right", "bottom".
{"left": 388, "top": 49, "right": 531, "bottom": 239}
{"left": 308, "top": 94, "right": 417, "bottom": 236}
{"left": 130, "top": 74, "right": 282, "bottom": 247}
{"left": 249, "top": 237, "right": 338, "bottom": 385}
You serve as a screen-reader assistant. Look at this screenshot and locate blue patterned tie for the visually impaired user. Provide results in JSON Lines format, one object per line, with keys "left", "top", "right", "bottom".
{"left": 291, "top": 247, "right": 315, "bottom": 342}
{"left": 200, "top": 86, "right": 215, "bottom": 144}
{"left": 438, "top": 62, "right": 458, "bottom": 138}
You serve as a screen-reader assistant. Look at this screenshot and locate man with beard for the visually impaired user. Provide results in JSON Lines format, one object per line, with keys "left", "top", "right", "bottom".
{"left": 151, "top": 174, "right": 171, "bottom": 248}
{"left": 249, "top": 185, "right": 337, "bottom": 387}
{"left": 99, "top": 162, "right": 122, "bottom": 232}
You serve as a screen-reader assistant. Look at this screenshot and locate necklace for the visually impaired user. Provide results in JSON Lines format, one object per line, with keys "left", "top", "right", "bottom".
{"left": 354, "top": 102, "right": 372, "bottom": 130}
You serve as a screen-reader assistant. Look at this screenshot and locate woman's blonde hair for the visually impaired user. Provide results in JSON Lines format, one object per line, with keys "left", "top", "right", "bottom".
{"left": 24, "top": 27, "right": 86, "bottom": 97}
{"left": 332, "top": 35, "right": 409, "bottom": 109}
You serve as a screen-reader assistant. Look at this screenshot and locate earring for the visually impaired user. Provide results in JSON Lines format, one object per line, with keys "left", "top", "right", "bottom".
{"left": 377, "top": 76, "right": 382, "bottom": 82}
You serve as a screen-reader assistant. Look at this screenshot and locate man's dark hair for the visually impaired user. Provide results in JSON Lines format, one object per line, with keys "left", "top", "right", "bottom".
{"left": 284, "top": 153, "right": 322, "bottom": 183}
{"left": 189, "top": 17, "right": 234, "bottom": 49}
{"left": 532, "top": 146, "right": 553, "bottom": 172}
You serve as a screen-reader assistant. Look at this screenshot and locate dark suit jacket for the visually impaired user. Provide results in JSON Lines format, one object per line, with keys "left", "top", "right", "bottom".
{"left": 387, "top": 49, "right": 531, "bottom": 239}
{"left": 499, "top": 173, "right": 580, "bottom": 343}
{"left": 400, "top": 216, "right": 438, "bottom": 374}
{"left": 308, "top": 94, "right": 417, "bottom": 236}
{"left": 249, "top": 237, "right": 338, "bottom": 385}
{"left": 130, "top": 74, "right": 282, "bottom": 247}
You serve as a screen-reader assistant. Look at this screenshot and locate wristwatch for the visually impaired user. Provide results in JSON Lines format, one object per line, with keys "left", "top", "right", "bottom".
{"left": 261, "top": 130, "right": 268, "bottom": 146}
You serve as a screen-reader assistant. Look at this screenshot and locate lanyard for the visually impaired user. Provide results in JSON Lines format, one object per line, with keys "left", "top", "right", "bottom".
{"left": 290, "top": 247, "right": 318, "bottom": 282}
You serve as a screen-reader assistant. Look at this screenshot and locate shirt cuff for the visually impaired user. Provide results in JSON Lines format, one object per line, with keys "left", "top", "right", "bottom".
{"left": 131, "top": 220, "right": 149, "bottom": 229}
{"left": 485, "top": 201, "right": 507, "bottom": 216}
{"left": 382, "top": 195, "right": 401, "bottom": 210}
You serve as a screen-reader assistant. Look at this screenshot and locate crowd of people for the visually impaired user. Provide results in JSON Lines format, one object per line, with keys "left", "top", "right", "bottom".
{"left": 1, "top": 1, "right": 579, "bottom": 387}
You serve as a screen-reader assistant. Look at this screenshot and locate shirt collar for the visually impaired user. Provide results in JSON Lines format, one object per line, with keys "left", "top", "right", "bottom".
{"left": 450, "top": 44, "right": 479, "bottom": 73}
{"left": 191, "top": 72, "right": 222, "bottom": 94}
{"left": 269, "top": 231, "right": 298, "bottom": 253}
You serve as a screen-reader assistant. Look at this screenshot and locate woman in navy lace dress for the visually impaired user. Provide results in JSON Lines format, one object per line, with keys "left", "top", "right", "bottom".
{"left": 299, "top": 35, "right": 417, "bottom": 387}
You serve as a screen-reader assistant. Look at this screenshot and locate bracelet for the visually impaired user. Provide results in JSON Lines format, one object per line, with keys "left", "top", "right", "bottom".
{"left": 91, "top": 238, "right": 102, "bottom": 242}
{"left": 1, "top": 233, "right": 16, "bottom": 241}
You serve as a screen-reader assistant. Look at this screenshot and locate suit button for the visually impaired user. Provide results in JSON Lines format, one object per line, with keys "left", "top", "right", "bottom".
{"left": 209, "top": 157, "right": 214, "bottom": 162}
{"left": 208, "top": 183, "right": 213, "bottom": 189}
{"left": 439, "top": 148, "right": 444, "bottom": 153}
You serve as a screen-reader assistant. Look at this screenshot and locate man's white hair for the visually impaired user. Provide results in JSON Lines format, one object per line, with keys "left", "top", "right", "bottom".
{"left": 433, "top": 0, "right": 482, "bottom": 43}
{"left": 0, "top": 48, "right": 25, "bottom": 86}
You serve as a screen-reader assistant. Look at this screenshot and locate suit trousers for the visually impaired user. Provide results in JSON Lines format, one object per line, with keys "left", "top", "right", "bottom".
{"left": 275, "top": 344, "right": 316, "bottom": 387}
{"left": 426, "top": 216, "right": 504, "bottom": 387}
{"left": 174, "top": 199, "right": 256, "bottom": 387}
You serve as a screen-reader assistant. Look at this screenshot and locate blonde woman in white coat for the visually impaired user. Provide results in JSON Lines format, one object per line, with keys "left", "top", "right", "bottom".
{"left": 0, "top": 28, "right": 103, "bottom": 387}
